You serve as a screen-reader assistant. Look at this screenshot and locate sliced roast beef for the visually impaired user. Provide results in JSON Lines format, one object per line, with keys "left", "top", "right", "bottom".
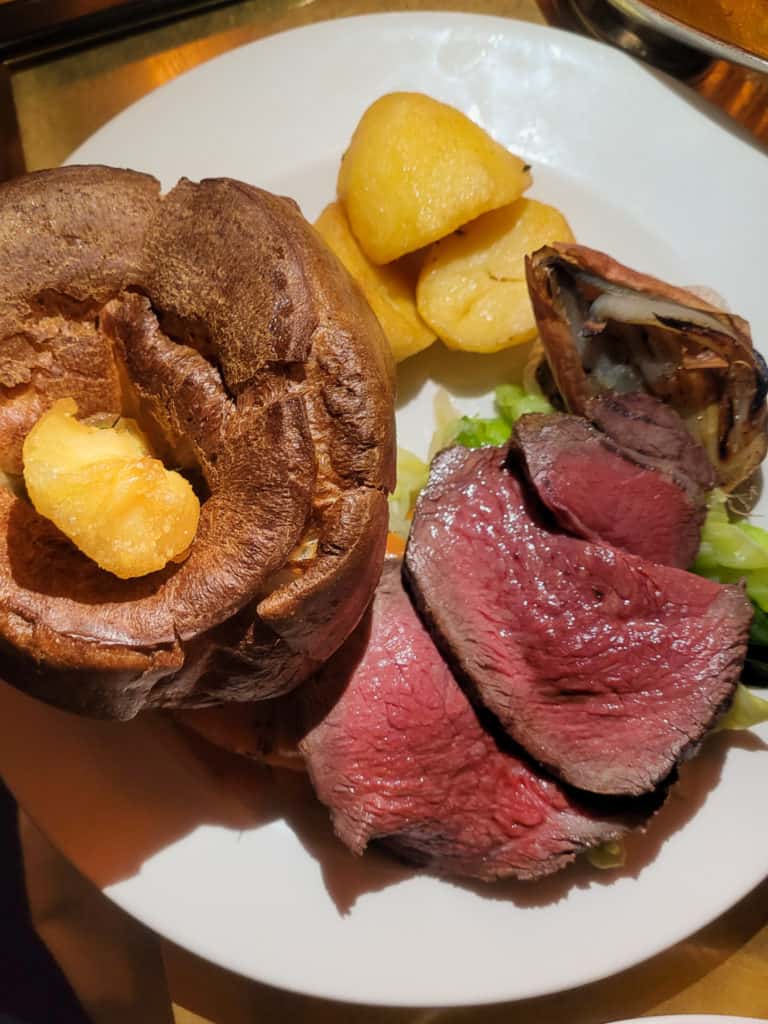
{"left": 300, "top": 560, "right": 653, "bottom": 881}
{"left": 512, "top": 409, "right": 705, "bottom": 568}
{"left": 586, "top": 392, "right": 716, "bottom": 496}
{"left": 404, "top": 445, "right": 751, "bottom": 797}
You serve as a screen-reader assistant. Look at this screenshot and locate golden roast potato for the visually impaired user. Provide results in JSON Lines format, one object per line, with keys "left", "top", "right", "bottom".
{"left": 337, "top": 92, "right": 531, "bottom": 265}
{"left": 416, "top": 198, "right": 574, "bottom": 354}
{"left": 315, "top": 201, "right": 435, "bottom": 363}
{"left": 23, "top": 398, "right": 200, "bottom": 580}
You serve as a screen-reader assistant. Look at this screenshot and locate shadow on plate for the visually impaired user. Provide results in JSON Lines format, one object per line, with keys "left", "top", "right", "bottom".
{"left": 396, "top": 339, "right": 535, "bottom": 408}
{"left": 0, "top": 682, "right": 269, "bottom": 887}
{"left": 226, "top": 722, "right": 768, "bottom": 915}
{"left": 185, "top": 710, "right": 766, "bottom": 916}
{"left": 264, "top": 766, "right": 416, "bottom": 913}
{"left": 0, "top": 678, "right": 413, "bottom": 907}
{"left": 0, "top": 675, "right": 764, "bottom": 919}
{"left": 454, "top": 727, "right": 766, "bottom": 910}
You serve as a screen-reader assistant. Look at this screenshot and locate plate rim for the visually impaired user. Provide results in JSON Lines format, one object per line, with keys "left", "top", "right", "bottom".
{"left": 608, "top": 1017, "right": 768, "bottom": 1023}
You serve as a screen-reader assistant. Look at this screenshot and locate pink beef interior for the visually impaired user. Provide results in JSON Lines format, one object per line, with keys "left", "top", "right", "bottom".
{"left": 585, "top": 392, "right": 716, "bottom": 495}
{"left": 404, "top": 445, "right": 751, "bottom": 797}
{"left": 300, "top": 560, "right": 649, "bottom": 881}
{"left": 512, "top": 412, "right": 704, "bottom": 569}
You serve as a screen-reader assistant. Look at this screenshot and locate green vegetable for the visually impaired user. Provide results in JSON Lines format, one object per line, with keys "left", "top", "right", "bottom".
{"left": 716, "top": 683, "right": 768, "bottom": 731}
{"left": 740, "top": 522, "right": 768, "bottom": 552}
{"left": 693, "top": 494, "right": 768, "bottom": 688}
{"left": 744, "top": 570, "right": 768, "bottom": 611}
{"left": 587, "top": 840, "right": 626, "bottom": 870}
{"left": 388, "top": 447, "right": 429, "bottom": 540}
{"left": 743, "top": 658, "right": 768, "bottom": 688}
{"left": 695, "top": 522, "right": 768, "bottom": 572}
{"left": 745, "top": 655, "right": 768, "bottom": 688}
{"left": 693, "top": 491, "right": 768, "bottom": 611}
{"left": 432, "top": 383, "right": 554, "bottom": 452}
{"left": 741, "top": 603, "right": 768, "bottom": 687}
{"left": 454, "top": 416, "right": 511, "bottom": 448}
{"left": 494, "top": 384, "right": 553, "bottom": 423}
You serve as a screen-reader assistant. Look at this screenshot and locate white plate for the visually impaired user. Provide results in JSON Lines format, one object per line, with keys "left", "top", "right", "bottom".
{"left": 610, "top": 1018, "right": 767, "bottom": 1023}
{"left": 1, "top": 11, "right": 767, "bottom": 1009}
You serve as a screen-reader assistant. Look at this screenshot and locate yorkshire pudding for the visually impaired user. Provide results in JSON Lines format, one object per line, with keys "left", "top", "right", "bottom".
{"left": 0, "top": 166, "right": 395, "bottom": 718}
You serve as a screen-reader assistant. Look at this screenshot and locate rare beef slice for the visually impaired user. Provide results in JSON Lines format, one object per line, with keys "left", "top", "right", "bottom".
{"left": 585, "top": 392, "right": 715, "bottom": 495}
{"left": 512, "top": 395, "right": 712, "bottom": 568}
{"left": 404, "top": 444, "right": 751, "bottom": 797}
{"left": 300, "top": 560, "right": 654, "bottom": 882}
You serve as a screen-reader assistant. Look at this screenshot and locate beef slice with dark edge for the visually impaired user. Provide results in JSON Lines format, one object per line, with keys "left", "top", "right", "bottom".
{"left": 300, "top": 560, "right": 656, "bottom": 882}
{"left": 585, "top": 392, "right": 715, "bottom": 495}
{"left": 512, "top": 404, "right": 707, "bottom": 568}
{"left": 404, "top": 444, "right": 751, "bottom": 797}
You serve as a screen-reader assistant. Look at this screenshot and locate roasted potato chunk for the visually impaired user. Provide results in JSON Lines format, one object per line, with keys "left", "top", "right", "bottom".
{"left": 23, "top": 398, "right": 200, "bottom": 579}
{"left": 337, "top": 92, "right": 531, "bottom": 265}
{"left": 315, "top": 202, "right": 435, "bottom": 363}
{"left": 416, "top": 198, "right": 574, "bottom": 354}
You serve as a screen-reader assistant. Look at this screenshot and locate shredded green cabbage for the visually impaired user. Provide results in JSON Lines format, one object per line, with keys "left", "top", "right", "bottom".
{"left": 494, "top": 384, "right": 553, "bottom": 423}
{"left": 454, "top": 416, "right": 511, "bottom": 448}
{"left": 388, "top": 447, "right": 429, "bottom": 540}
{"left": 716, "top": 683, "right": 768, "bottom": 731}
{"left": 694, "top": 491, "right": 768, "bottom": 594}
{"left": 693, "top": 492, "right": 768, "bottom": 689}
{"left": 429, "top": 384, "right": 554, "bottom": 454}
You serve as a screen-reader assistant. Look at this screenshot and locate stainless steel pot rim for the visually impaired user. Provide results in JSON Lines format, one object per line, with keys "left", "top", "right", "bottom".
{"left": 572, "top": 0, "right": 768, "bottom": 75}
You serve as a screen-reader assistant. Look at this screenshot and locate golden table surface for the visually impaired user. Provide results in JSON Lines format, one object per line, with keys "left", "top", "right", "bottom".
{"left": 5, "top": 2, "right": 768, "bottom": 1022}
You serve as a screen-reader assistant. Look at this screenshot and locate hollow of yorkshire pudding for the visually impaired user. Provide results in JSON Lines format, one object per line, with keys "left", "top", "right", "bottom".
{"left": 0, "top": 166, "right": 395, "bottom": 719}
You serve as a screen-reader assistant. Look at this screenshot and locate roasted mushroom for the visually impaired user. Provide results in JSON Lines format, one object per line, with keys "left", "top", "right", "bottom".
{"left": 0, "top": 166, "right": 395, "bottom": 719}
{"left": 525, "top": 243, "right": 768, "bottom": 492}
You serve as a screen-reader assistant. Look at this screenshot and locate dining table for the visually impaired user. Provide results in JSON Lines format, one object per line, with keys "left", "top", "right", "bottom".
{"left": 2, "top": 1, "right": 768, "bottom": 1022}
